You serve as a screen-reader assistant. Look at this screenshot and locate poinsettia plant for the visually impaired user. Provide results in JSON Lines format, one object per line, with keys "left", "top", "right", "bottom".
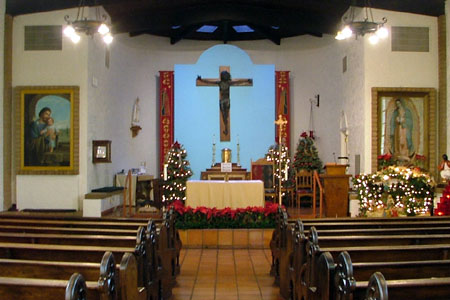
{"left": 169, "top": 200, "right": 281, "bottom": 229}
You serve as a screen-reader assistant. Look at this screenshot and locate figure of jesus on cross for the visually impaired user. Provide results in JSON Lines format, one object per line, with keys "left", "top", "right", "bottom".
{"left": 196, "top": 66, "right": 253, "bottom": 141}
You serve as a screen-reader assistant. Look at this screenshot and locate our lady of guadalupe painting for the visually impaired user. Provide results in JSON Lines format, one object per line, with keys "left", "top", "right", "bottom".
{"left": 373, "top": 87, "right": 436, "bottom": 173}
{"left": 16, "top": 86, "right": 79, "bottom": 175}
{"left": 383, "top": 97, "right": 421, "bottom": 162}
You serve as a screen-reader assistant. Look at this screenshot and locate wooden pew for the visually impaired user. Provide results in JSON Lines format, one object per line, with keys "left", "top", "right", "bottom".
{"left": 299, "top": 228, "right": 450, "bottom": 300}
{"left": 3, "top": 253, "right": 118, "bottom": 299}
{"left": 358, "top": 272, "right": 450, "bottom": 300}
{"left": 0, "top": 209, "right": 181, "bottom": 299}
{"left": 270, "top": 212, "right": 450, "bottom": 299}
{"left": 0, "top": 207, "right": 182, "bottom": 276}
{"left": 0, "top": 251, "right": 148, "bottom": 300}
{"left": 0, "top": 227, "right": 159, "bottom": 299}
{"left": 332, "top": 251, "right": 450, "bottom": 300}
{"left": 270, "top": 210, "right": 450, "bottom": 278}
{"left": 272, "top": 218, "right": 450, "bottom": 299}
{"left": 0, "top": 273, "right": 94, "bottom": 300}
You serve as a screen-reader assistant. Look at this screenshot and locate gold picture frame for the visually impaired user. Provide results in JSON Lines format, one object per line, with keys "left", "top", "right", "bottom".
{"left": 93, "top": 140, "right": 111, "bottom": 163}
{"left": 15, "top": 86, "right": 79, "bottom": 175}
{"left": 371, "top": 87, "right": 436, "bottom": 174}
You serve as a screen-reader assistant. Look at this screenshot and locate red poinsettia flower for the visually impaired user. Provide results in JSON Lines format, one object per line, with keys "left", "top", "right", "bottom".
{"left": 415, "top": 154, "right": 426, "bottom": 161}
{"left": 300, "top": 132, "right": 308, "bottom": 138}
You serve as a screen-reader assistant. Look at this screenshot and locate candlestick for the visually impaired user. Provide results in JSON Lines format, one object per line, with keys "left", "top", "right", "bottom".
{"left": 237, "top": 141, "right": 240, "bottom": 166}
{"left": 212, "top": 143, "right": 216, "bottom": 166}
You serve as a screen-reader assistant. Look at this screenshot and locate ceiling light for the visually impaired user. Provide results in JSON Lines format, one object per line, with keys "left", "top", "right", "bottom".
{"left": 335, "top": 0, "right": 388, "bottom": 44}
{"left": 63, "top": 1, "right": 113, "bottom": 45}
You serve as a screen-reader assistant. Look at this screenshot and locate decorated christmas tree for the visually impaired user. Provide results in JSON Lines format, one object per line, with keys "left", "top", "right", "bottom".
{"left": 293, "top": 132, "right": 323, "bottom": 172}
{"left": 162, "top": 141, "right": 193, "bottom": 204}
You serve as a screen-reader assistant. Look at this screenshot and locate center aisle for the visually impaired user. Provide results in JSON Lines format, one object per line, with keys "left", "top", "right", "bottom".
{"left": 172, "top": 249, "right": 283, "bottom": 300}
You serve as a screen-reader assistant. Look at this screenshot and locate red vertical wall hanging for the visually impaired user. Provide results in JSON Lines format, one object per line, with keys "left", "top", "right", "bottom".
{"left": 159, "top": 71, "right": 174, "bottom": 171}
{"left": 275, "top": 71, "right": 290, "bottom": 147}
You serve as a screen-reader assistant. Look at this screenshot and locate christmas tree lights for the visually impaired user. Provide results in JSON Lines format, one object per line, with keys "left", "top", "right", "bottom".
{"left": 161, "top": 141, "right": 193, "bottom": 204}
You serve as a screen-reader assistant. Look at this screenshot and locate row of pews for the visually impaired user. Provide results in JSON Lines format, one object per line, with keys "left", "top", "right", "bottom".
{"left": 270, "top": 207, "right": 450, "bottom": 300}
{"left": 0, "top": 208, "right": 182, "bottom": 300}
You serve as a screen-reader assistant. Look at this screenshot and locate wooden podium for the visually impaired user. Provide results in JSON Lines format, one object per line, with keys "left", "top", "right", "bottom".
{"left": 320, "top": 163, "right": 351, "bottom": 217}
{"left": 200, "top": 163, "right": 250, "bottom": 180}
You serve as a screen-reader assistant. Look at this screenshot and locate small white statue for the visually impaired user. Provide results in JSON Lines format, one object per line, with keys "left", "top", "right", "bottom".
{"left": 132, "top": 97, "right": 140, "bottom": 126}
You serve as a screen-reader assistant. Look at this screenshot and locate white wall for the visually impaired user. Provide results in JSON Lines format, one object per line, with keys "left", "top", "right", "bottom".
{"left": 338, "top": 36, "right": 365, "bottom": 176}
{"left": 88, "top": 33, "right": 344, "bottom": 186}
{"left": 363, "top": 9, "right": 439, "bottom": 173}
{"left": 0, "top": 0, "right": 5, "bottom": 211}
{"left": 8, "top": 7, "right": 441, "bottom": 211}
{"left": 12, "top": 9, "right": 88, "bottom": 210}
{"left": 337, "top": 8, "right": 439, "bottom": 175}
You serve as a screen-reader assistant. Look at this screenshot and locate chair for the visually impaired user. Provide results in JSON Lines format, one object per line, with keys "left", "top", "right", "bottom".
{"left": 251, "top": 158, "right": 276, "bottom": 202}
{"left": 295, "top": 170, "right": 313, "bottom": 208}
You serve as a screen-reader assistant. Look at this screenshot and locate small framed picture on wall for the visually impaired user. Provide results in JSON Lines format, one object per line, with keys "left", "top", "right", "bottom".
{"left": 92, "top": 140, "right": 111, "bottom": 163}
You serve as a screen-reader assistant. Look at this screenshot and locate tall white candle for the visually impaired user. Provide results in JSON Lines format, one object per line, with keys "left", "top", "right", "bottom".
{"left": 163, "top": 164, "right": 168, "bottom": 181}
{"left": 284, "top": 164, "right": 288, "bottom": 181}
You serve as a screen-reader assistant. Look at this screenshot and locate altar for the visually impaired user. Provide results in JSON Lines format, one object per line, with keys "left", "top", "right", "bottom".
{"left": 186, "top": 180, "right": 265, "bottom": 209}
{"left": 200, "top": 163, "right": 250, "bottom": 180}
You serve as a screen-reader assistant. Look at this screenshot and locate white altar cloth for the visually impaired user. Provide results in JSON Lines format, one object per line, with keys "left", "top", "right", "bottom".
{"left": 186, "top": 180, "right": 265, "bottom": 209}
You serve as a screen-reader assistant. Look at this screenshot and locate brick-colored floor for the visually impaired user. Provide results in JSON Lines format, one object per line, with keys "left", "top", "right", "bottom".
{"left": 172, "top": 249, "right": 283, "bottom": 300}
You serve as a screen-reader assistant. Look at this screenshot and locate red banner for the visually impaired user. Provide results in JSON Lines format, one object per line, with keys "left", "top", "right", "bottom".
{"left": 275, "top": 71, "right": 290, "bottom": 148}
{"left": 159, "top": 71, "right": 174, "bottom": 172}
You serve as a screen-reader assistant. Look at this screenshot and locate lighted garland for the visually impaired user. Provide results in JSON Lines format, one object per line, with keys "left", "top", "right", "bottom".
{"left": 353, "top": 166, "right": 435, "bottom": 217}
{"left": 266, "top": 144, "right": 290, "bottom": 185}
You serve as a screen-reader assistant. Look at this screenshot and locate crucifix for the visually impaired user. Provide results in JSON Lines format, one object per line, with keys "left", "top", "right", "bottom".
{"left": 196, "top": 66, "right": 253, "bottom": 141}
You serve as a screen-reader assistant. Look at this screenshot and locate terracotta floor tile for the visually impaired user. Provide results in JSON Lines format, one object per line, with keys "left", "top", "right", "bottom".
{"left": 172, "top": 248, "right": 281, "bottom": 300}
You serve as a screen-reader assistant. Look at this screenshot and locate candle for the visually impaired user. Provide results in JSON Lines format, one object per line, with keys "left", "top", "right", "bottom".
{"left": 237, "top": 134, "right": 239, "bottom": 144}
{"left": 284, "top": 164, "right": 288, "bottom": 181}
{"left": 213, "top": 134, "right": 216, "bottom": 145}
{"left": 163, "top": 164, "right": 168, "bottom": 181}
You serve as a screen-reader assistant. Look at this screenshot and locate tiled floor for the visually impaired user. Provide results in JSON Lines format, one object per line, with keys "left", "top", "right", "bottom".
{"left": 172, "top": 248, "right": 283, "bottom": 300}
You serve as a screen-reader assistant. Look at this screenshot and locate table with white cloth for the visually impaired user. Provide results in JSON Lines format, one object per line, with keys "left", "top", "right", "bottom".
{"left": 186, "top": 180, "right": 265, "bottom": 209}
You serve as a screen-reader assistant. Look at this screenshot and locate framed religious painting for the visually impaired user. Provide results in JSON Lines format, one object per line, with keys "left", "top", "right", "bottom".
{"left": 371, "top": 87, "right": 436, "bottom": 173}
{"left": 15, "top": 86, "right": 79, "bottom": 175}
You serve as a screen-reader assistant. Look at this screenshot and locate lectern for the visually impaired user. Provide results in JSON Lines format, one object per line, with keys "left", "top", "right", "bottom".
{"left": 320, "top": 163, "right": 351, "bottom": 217}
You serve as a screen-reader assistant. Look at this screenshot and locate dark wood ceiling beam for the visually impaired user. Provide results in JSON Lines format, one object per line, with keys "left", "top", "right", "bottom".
{"left": 170, "top": 24, "right": 200, "bottom": 44}
{"left": 252, "top": 25, "right": 281, "bottom": 45}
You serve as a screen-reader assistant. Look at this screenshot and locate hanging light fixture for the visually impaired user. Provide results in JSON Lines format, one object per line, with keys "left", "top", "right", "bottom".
{"left": 63, "top": 0, "right": 113, "bottom": 45}
{"left": 335, "top": 0, "right": 388, "bottom": 44}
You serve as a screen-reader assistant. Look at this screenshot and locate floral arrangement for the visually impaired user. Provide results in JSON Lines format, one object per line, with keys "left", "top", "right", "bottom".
{"left": 377, "top": 153, "right": 427, "bottom": 170}
{"left": 169, "top": 200, "right": 280, "bottom": 229}
{"left": 353, "top": 166, "right": 435, "bottom": 217}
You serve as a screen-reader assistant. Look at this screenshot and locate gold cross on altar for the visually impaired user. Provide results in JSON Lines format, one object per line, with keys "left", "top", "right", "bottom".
{"left": 196, "top": 66, "right": 253, "bottom": 141}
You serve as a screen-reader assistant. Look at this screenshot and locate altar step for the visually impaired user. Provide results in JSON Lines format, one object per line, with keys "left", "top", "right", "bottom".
{"left": 178, "top": 228, "right": 273, "bottom": 249}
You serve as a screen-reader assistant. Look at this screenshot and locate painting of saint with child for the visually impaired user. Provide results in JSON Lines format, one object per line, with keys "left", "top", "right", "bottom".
{"left": 17, "top": 86, "right": 79, "bottom": 174}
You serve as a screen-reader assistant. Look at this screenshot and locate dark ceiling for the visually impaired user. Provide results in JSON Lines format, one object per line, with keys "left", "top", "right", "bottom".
{"left": 6, "top": 0, "right": 445, "bottom": 45}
